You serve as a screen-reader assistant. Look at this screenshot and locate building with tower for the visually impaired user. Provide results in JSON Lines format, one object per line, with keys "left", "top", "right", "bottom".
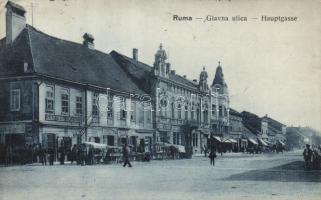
{"left": 0, "top": 1, "right": 234, "bottom": 162}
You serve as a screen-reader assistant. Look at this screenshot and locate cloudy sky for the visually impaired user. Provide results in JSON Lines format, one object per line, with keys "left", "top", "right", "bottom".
{"left": 0, "top": 0, "right": 320, "bottom": 131}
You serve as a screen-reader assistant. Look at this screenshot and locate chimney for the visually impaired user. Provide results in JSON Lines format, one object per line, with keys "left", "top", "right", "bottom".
{"left": 133, "top": 48, "right": 138, "bottom": 61}
{"left": 5, "top": 1, "right": 26, "bottom": 44}
{"left": 170, "top": 70, "right": 176, "bottom": 75}
{"left": 83, "top": 33, "right": 95, "bottom": 49}
{"left": 193, "top": 79, "right": 197, "bottom": 83}
{"left": 183, "top": 75, "right": 186, "bottom": 78}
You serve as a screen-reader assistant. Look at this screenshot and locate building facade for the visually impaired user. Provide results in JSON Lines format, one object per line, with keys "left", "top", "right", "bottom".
{"left": 0, "top": 2, "right": 154, "bottom": 162}
{"left": 111, "top": 45, "right": 230, "bottom": 156}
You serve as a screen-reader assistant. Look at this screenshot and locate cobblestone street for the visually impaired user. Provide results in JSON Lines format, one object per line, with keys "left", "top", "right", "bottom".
{"left": 1, "top": 150, "right": 320, "bottom": 200}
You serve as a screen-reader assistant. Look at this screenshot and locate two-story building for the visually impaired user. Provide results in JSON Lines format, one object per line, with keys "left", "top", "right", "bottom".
{"left": 0, "top": 1, "right": 154, "bottom": 161}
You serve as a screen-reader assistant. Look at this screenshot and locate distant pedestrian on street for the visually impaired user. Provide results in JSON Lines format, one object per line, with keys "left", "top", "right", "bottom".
{"left": 303, "top": 144, "right": 313, "bottom": 170}
{"left": 48, "top": 148, "right": 55, "bottom": 166}
{"left": 58, "top": 145, "right": 65, "bottom": 165}
{"left": 209, "top": 150, "right": 217, "bottom": 166}
{"left": 39, "top": 144, "right": 47, "bottom": 165}
{"left": 70, "top": 145, "right": 77, "bottom": 164}
{"left": 122, "top": 143, "right": 132, "bottom": 167}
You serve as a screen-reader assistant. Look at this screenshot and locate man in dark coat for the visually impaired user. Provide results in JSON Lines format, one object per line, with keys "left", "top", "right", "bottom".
{"left": 122, "top": 143, "right": 132, "bottom": 167}
{"left": 209, "top": 150, "right": 216, "bottom": 166}
{"left": 48, "top": 148, "right": 55, "bottom": 165}
{"left": 70, "top": 145, "right": 77, "bottom": 164}
{"left": 303, "top": 144, "right": 313, "bottom": 170}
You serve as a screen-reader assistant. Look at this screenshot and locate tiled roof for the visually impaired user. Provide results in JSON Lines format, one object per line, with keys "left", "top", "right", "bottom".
{"left": 0, "top": 25, "right": 145, "bottom": 95}
{"left": 110, "top": 51, "right": 198, "bottom": 93}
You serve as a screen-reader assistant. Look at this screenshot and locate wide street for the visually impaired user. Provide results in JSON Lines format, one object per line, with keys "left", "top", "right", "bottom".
{"left": 0, "top": 150, "right": 320, "bottom": 200}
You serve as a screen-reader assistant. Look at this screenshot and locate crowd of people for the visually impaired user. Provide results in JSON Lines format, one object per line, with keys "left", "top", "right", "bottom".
{"left": 0, "top": 141, "right": 139, "bottom": 168}
{"left": 303, "top": 144, "right": 321, "bottom": 170}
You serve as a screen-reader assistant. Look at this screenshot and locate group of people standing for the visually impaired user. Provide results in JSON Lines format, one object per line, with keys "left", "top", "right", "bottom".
{"left": 37, "top": 143, "right": 97, "bottom": 166}
{"left": 303, "top": 144, "right": 321, "bottom": 170}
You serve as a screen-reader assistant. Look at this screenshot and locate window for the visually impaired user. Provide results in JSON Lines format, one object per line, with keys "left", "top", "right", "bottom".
{"left": 185, "top": 105, "right": 188, "bottom": 120}
{"left": 171, "top": 103, "right": 175, "bottom": 118}
{"left": 45, "top": 87, "right": 54, "bottom": 114}
{"left": 173, "top": 132, "right": 180, "bottom": 145}
{"left": 76, "top": 96, "right": 82, "bottom": 115}
{"left": 146, "top": 109, "right": 151, "bottom": 123}
{"left": 130, "top": 101, "right": 136, "bottom": 122}
{"left": 92, "top": 93, "right": 99, "bottom": 116}
{"left": 219, "top": 106, "right": 223, "bottom": 117}
{"left": 191, "top": 104, "right": 195, "bottom": 120}
{"left": 196, "top": 109, "right": 200, "bottom": 122}
{"left": 138, "top": 105, "right": 144, "bottom": 124}
{"left": 61, "top": 90, "right": 69, "bottom": 115}
{"left": 192, "top": 133, "right": 198, "bottom": 147}
{"left": 177, "top": 104, "right": 182, "bottom": 119}
{"left": 107, "top": 96, "right": 113, "bottom": 119}
{"left": 120, "top": 97, "right": 127, "bottom": 120}
{"left": 211, "top": 104, "right": 216, "bottom": 116}
{"left": 103, "top": 135, "right": 115, "bottom": 146}
{"left": 10, "top": 89, "right": 20, "bottom": 111}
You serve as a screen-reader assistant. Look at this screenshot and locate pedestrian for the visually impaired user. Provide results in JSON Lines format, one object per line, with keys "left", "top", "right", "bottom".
{"left": 39, "top": 144, "right": 47, "bottom": 165}
{"left": 122, "top": 143, "right": 132, "bottom": 167}
{"left": 58, "top": 145, "right": 65, "bottom": 165}
{"left": 312, "top": 149, "right": 320, "bottom": 170}
{"left": 209, "top": 150, "right": 217, "bottom": 166}
{"left": 204, "top": 146, "right": 208, "bottom": 158}
{"left": 48, "top": 148, "right": 55, "bottom": 166}
{"left": 303, "top": 144, "right": 313, "bottom": 170}
{"left": 71, "top": 145, "right": 77, "bottom": 164}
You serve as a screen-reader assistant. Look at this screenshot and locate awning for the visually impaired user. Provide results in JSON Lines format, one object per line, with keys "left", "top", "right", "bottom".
{"left": 248, "top": 138, "right": 258, "bottom": 145}
{"left": 278, "top": 140, "right": 286, "bottom": 146}
{"left": 258, "top": 138, "right": 268, "bottom": 146}
{"left": 163, "top": 143, "right": 186, "bottom": 153}
{"left": 83, "top": 142, "right": 107, "bottom": 149}
{"left": 228, "top": 138, "right": 238, "bottom": 143}
{"left": 213, "top": 136, "right": 222, "bottom": 142}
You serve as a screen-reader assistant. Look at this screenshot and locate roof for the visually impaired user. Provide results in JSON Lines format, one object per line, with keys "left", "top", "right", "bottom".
{"left": 0, "top": 25, "right": 145, "bottom": 95}
{"left": 229, "top": 108, "right": 242, "bottom": 117}
{"left": 110, "top": 50, "right": 198, "bottom": 93}
{"left": 6, "top": 1, "right": 26, "bottom": 13}
{"left": 241, "top": 111, "right": 262, "bottom": 133}
{"left": 212, "top": 65, "right": 226, "bottom": 87}
{"left": 262, "top": 115, "right": 286, "bottom": 129}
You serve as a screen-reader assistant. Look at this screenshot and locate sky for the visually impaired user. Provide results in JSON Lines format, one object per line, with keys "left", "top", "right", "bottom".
{"left": 0, "top": 0, "right": 320, "bottom": 131}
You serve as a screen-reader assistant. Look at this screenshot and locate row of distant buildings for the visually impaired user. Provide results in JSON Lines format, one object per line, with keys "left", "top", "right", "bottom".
{"left": 0, "top": 1, "right": 299, "bottom": 160}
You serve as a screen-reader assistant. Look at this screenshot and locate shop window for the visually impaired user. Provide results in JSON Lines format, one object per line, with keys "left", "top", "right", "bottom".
{"left": 192, "top": 133, "right": 198, "bottom": 147}
{"left": 10, "top": 89, "right": 21, "bottom": 111}
{"left": 45, "top": 86, "right": 54, "bottom": 114}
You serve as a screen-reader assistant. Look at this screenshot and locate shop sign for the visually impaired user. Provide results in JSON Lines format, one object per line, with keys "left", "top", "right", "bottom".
{"left": 0, "top": 123, "right": 25, "bottom": 134}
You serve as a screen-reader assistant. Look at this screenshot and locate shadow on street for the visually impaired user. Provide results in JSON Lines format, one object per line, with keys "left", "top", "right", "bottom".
{"left": 222, "top": 161, "right": 321, "bottom": 183}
